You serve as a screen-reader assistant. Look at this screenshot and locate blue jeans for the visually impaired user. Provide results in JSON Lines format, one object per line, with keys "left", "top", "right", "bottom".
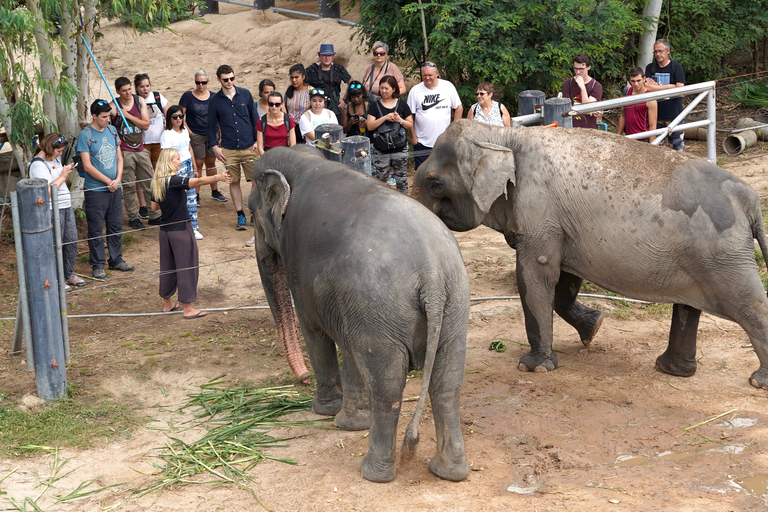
{"left": 413, "top": 142, "right": 432, "bottom": 170}
{"left": 84, "top": 188, "right": 124, "bottom": 269}
{"left": 657, "top": 121, "right": 685, "bottom": 151}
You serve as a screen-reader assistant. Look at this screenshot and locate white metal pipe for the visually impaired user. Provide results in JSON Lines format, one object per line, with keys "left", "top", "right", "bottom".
{"left": 511, "top": 112, "right": 543, "bottom": 126}
{"left": 569, "top": 81, "right": 716, "bottom": 115}
{"left": 707, "top": 87, "right": 717, "bottom": 162}
{"left": 631, "top": 119, "right": 712, "bottom": 142}
{"left": 666, "top": 90, "right": 709, "bottom": 131}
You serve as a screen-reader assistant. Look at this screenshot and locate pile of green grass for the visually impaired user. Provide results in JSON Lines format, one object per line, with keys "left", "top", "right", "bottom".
{"left": 728, "top": 80, "right": 768, "bottom": 109}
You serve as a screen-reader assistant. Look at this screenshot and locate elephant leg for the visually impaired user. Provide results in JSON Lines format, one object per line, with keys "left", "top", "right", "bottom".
{"left": 302, "top": 328, "right": 343, "bottom": 416}
{"left": 359, "top": 347, "right": 408, "bottom": 482}
{"left": 553, "top": 271, "right": 604, "bottom": 346}
{"left": 427, "top": 344, "right": 469, "bottom": 481}
{"left": 656, "top": 304, "right": 701, "bottom": 377}
{"left": 334, "top": 347, "right": 371, "bottom": 431}
{"left": 516, "top": 254, "right": 559, "bottom": 373}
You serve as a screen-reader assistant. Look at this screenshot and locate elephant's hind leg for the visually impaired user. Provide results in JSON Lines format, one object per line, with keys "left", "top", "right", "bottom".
{"left": 656, "top": 304, "right": 700, "bottom": 377}
{"left": 554, "top": 271, "right": 604, "bottom": 346}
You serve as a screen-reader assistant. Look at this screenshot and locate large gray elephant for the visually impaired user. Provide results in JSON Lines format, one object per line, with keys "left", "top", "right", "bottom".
{"left": 414, "top": 120, "right": 768, "bottom": 389}
{"left": 247, "top": 146, "right": 470, "bottom": 482}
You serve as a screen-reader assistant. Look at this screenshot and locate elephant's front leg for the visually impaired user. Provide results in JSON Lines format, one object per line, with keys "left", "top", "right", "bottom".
{"left": 656, "top": 303, "right": 700, "bottom": 377}
{"left": 516, "top": 252, "right": 559, "bottom": 373}
{"left": 554, "top": 271, "right": 604, "bottom": 346}
{"left": 302, "top": 328, "right": 343, "bottom": 416}
{"left": 334, "top": 346, "right": 371, "bottom": 431}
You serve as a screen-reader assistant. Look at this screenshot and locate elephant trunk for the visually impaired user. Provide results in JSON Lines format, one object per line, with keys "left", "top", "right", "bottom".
{"left": 257, "top": 250, "right": 311, "bottom": 384}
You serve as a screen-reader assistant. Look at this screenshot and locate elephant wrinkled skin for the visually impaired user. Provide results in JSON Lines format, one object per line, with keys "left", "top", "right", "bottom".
{"left": 248, "top": 146, "right": 470, "bottom": 482}
{"left": 414, "top": 120, "right": 768, "bottom": 390}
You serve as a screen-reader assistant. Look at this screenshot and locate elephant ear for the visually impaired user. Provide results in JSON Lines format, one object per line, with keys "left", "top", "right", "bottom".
{"left": 256, "top": 169, "right": 291, "bottom": 252}
{"left": 470, "top": 142, "right": 516, "bottom": 214}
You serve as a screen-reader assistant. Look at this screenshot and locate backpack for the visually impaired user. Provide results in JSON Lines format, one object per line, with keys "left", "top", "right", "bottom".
{"left": 72, "top": 125, "right": 119, "bottom": 177}
{"left": 259, "top": 113, "right": 292, "bottom": 147}
{"left": 25, "top": 156, "right": 46, "bottom": 179}
{"left": 372, "top": 100, "right": 407, "bottom": 152}
{"left": 115, "top": 93, "right": 145, "bottom": 149}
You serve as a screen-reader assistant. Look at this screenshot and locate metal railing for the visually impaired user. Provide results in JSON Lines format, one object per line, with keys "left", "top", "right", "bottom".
{"left": 512, "top": 81, "right": 718, "bottom": 163}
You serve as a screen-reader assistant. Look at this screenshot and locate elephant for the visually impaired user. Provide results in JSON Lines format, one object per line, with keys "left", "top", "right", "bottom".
{"left": 413, "top": 119, "right": 768, "bottom": 390}
{"left": 247, "top": 146, "right": 471, "bottom": 482}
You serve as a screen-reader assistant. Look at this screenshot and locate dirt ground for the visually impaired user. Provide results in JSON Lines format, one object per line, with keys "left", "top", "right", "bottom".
{"left": 3, "top": 4, "right": 768, "bottom": 511}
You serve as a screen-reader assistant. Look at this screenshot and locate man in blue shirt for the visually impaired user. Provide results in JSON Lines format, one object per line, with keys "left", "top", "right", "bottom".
{"left": 206, "top": 64, "right": 258, "bottom": 230}
{"left": 76, "top": 99, "right": 135, "bottom": 279}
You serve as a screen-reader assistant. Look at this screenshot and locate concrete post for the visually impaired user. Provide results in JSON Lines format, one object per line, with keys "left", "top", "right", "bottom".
{"left": 544, "top": 97, "right": 572, "bottom": 128}
{"left": 319, "top": 0, "right": 340, "bottom": 19}
{"left": 16, "top": 178, "right": 67, "bottom": 399}
{"left": 314, "top": 123, "right": 344, "bottom": 162}
{"left": 253, "top": 0, "right": 273, "bottom": 10}
{"left": 342, "top": 136, "right": 372, "bottom": 176}
{"left": 198, "top": 0, "right": 219, "bottom": 15}
{"left": 518, "top": 90, "right": 545, "bottom": 116}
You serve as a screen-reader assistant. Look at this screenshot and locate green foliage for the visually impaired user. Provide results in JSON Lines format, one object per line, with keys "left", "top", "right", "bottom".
{"left": 658, "top": 0, "right": 768, "bottom": 82}
{"left": 728, "top": 80, "right": 768, "bottom": 109}
{"left": 98, "top": 0, "right": 203, "bottom": 33}
{"left": 350, "top": 0, "right": 644, "bottom": 110}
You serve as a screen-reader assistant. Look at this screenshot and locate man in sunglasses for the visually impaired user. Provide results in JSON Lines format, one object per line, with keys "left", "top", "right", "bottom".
{"left": 407, "top": 62, "right": 462, "bottom": 170}
{"left": 206, "top": 64, "right": 259, "bottom": 231}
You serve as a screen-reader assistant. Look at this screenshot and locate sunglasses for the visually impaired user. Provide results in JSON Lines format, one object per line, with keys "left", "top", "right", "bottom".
{"left": 268, "top": 101, "right": 282, "bottom": 107}
{"left": 195, "top": 80, "right": 208, "bottom": 85}
{"left": 96, "top": 100, "right": 108, "bottom": 105}
{"left": 53, "top": 135, "right": 67, "bottom": 145}
{"left": 171, "top": 114, "right": 184, "bottom": 120}
{"left": 421, "top": 62, "right": 437, "bottom": 68}
{"left": 310, "top": 88, "right": 325, "bottom": 97}
{"left": 134, "top": 73, "right": 149, "bottom": 81}
{"left": 221, "top": 76, "right": 235, "bottom": 83}
{"left": 349, "top": 83, "right": 362, "bottom": 90}
{"left": 373, "top": 51, "right": 386, "bottom": 56}
{"left": 476, "top": 91, "right": 488, "bottom": 96}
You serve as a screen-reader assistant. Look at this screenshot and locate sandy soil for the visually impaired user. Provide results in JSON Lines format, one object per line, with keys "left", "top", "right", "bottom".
{"left": 3, "top": 4, "right": 768, "bottom": 511}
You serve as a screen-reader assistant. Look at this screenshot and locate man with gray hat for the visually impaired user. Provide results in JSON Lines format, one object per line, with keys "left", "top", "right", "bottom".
{"left": 306, "top": 43, "right": 351, "bottom": 118}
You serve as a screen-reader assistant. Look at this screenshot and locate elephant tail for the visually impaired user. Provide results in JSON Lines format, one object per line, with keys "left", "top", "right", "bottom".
{"left": 402, "top": 290, "right": 444, "bottom": 461}
{"left": 751, "top": 203, "right": 768, "bottom": 291}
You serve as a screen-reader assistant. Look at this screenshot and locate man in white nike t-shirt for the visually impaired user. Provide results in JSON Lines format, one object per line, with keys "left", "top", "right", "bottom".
{"left": 407, "top": 62, "right": 462, "bottom": 170}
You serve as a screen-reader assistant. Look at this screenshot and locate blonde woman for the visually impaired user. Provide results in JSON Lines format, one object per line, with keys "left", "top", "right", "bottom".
{"left": 151, "top": 148, "right": 232, "bottom": 318}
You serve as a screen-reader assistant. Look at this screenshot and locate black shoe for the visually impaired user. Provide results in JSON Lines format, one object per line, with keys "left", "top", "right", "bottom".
{"left": 109, "top": 261, "right": 135, "bottom": 272}
{"left": 211, "top": 190, "right": 228, "bottom": 202}
{"left": 148, "top": 218, "right": 162, "bottom": 226}
{"left": 128, "top": 218, "right": 145, "bottom": 230}
{"left": 249, "top": 213, "right": 255, "bottom": 227}
{"left": 138, "top": 206, "right": 149, "bottom": 219}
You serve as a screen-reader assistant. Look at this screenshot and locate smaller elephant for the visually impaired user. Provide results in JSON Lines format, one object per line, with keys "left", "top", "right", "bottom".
{"left": 248, "top": 146, "right": 470, "bottom": 482}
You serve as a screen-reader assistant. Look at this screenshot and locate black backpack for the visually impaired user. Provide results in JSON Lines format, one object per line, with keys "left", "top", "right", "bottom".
{"left": 259, "top": 113, "right": 292, "bottom": 147}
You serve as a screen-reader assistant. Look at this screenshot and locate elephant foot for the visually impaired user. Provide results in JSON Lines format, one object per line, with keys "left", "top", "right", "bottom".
{"left": 312, "top": 395, "right": 343, "bottom": 417}
{"left": 360, "top": 454, "right": 396, "bottom": 483}
{"left": 749, "top": 368, "right": 768, "bottom": 389}
{"left": 577, "top": 310, "right": 604, "bottom": 346}
{"left": 429, "top": 451, "right": 469, "bottom": 482}
{"left": 655, "top": 351, "right": 696, "bottom": 377}
{"left": 518, "top": 351, "right": 558, "bottom": 373}
{"left": 334, "top": 406, "right": 371, "bottom": 431}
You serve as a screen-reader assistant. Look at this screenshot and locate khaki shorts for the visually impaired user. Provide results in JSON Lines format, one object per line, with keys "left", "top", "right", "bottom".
{"left": 189, "top": 131, "right": 215, "bottom": 159}
{"left": 222, "top": 147, "right": 257, "bottom": 182}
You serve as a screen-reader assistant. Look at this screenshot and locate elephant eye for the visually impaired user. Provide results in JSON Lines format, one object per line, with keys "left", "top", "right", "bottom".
{"left": 426, "top": 177, "right": 445, "bottom": 197}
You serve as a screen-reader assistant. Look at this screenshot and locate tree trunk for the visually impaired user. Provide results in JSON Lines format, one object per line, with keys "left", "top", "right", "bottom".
{"left": 58, "top": 0, "right": 79, "bottom": 138}
{"left": 27, "top": 0, "right": 58, "bottom": 132}
{"left": 77, "top": 0, "right": 97, "bottom": 127}
{"left": 0, "top": 86, "right": 28, "bottom": 173}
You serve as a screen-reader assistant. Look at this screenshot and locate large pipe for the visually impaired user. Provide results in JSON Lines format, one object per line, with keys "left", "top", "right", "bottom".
{"left": 723, "top": 130, "right": 758, "bottom": 155}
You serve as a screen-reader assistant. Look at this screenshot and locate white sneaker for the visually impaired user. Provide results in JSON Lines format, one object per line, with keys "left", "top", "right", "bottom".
{"left": 194, "top": 229, "right": 204, "bottom": 240}
{"left": 245, "top": 236, "right": 255, "bottom": 247}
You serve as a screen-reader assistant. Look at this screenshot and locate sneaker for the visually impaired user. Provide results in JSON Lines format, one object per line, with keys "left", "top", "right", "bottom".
{"left": 194, "top": 229, "right": 204, "bottom": 240}
{"left": 196, "top": 194, "right": 202, "bottom": 208}
{"left": 387, "top": 175, "right": 396, "bottom": 186}
{"left": 211, "top": 190, "right": 228, "bottom": 202}
{"left": 64, "top": 284, "right": 72, "bottom": 292}
{"left": 245, "top": 236, "right": 255, "bottom": 247}
{"left": 66, "top": 275, "right": 86, "bottom": 287}
{"left": 249, "top": 213, "right": 255, "bottom": 227}
{"left": 93, "top": 267, "right": 107, "bottom": 280}
{"left": 236, "top": 215, "right": 247, "bottom": 230}
{"left": 148, "top": 218, "right": 162, "bottom": 226}
{"left": 109, "top": 261, "right": 135, "bottom": 272}
{"left": 138, "top": 206, "right": 149, "bottom": 219}
{"left": 128, "top": 218, "right": 145, "bottom": 230}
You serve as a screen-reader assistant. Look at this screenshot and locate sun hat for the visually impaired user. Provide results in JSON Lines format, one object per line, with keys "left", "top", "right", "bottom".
{"left": 318, "top": 43, "right": 336, "bottom": 55}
